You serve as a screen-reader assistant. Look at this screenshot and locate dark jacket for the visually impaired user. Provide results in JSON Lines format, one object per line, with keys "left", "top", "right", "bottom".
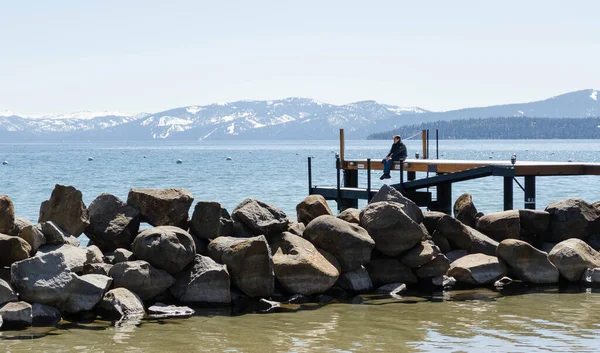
{"left": 387, "top": 141, "right": 407, "bottom": 161}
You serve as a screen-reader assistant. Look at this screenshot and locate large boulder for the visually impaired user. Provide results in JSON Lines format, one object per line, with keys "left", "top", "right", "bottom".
{"left": 447, "top": 254, "right": 507, "bottom": 286}
{"left": 189, "top": 201, "right": 233, "bottom": 240}
{"left": 207, "top": 235, "right": 274, "bottom": 297}
{"left": 0, "top": 233, "right": 31, "bottom": 266}
{"left": 545, "top": 198, "right": 600, "bottom": 242}
{"left": 59, "top": 274, "right": 112, "bottom": 314}
{"left": 11, "top": 217, "right": 33, "bottom": 237}
{"left": 32, "top": 303, "right": 62, "bottom": 327}
{"left": 548, "top": 238, "right": 600, "bottom": 282}
{"left": 475, "top": 210, "right": 521, "bottom": 242}
{"left": 232, "top": 198, "right": 291, "bottom": 237}
{"left": 496, "top": 239, "right": 559, "bottom": 284}
{"left": 11, "top": 252, "right": 76, "bottom": 306}
{"left": 415, "top": 255, "right": 450, "bottom": 279}
{"left": 370, "top": 184, "right": 423, "bottom": 224}
{"left": 360, "top": 201, "right": 426, "bottom": 257}
{"left": 127, "top": 188, "right": 194, "bottom": 228}
{"left": 453, "top": 193, "right": 478, "bottom": 227}
{"left": 109, "top": 260, "right": 175, "bottom": 300}
{"left": 170, "top": 254, "right": 231, "bottom": 304}
{"left": 36, "top": 244, "right": 102, "bottom": 273}
{"left": 19, "top": 224, "right": 46, "bottom": 254}
{"left": 519, "top": 209, "right": 551, "bottom": 239}
{"left": 296, "top": 195, "right": 333, "bottom": 225}
{"left": 0, "top": 195, "right": 15, "bottom": 234}
{"left": 41, "top": 221, "right": 79, "bottom": 246}
{"left": 0, "top": 278, "right": 18, "bottom": 306}
{"left": 400, "top": 240, "right": 441, "bottom": 269}
{"left": 271, "top": 232, "right": 340, "bottom": 295}
{"left": 337, "top": 208, "right": 361, "bottom": 224}
{"left": 336, "top": 266, "right": 373, "bottom": 293}
{"left": 364, "top": 258, "right": 418, "bottom": 286}
{"left": 422, "top": 211, "right": 446, "bottom": 235}
{"left": 96, "top": 288, "right": 145, "bottom": 320}
{"left": 0, "top": 301, "right": 32, "bottom": 327}
{"left": 132, "top": 226, "right": 196, "bottom": 274}
{"left": 38, "top": 184, "right": 90, "bottom": 237}
{"left": 304, "top": 215, "right": 374, "bottom": 272}
{"left": 84, "top": 193, "right": 141, "bottom": 251}
{"left": 436, "top": 215, "right": 499, "bottom": 256}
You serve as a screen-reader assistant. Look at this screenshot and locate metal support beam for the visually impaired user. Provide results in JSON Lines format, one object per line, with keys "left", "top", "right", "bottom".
{"left": 503, "top": 176, "right": 513, "bottom": 211}
{"left": 366, "top": 159, "right": 372, "bottom": 203}
{"left": 407, "top": 171, "right": 416, "bottom": 181}
{"left": 524, "top": 175, "right": 536, "bottom": 209}
{"left": 308, "top": 157, "right": 312, "bottom": 195}
{"left": 342, "top": 169, "right": 359, "bottom": 210}
{"left": 434, "top": 181, "right": 452, "bottom": 214}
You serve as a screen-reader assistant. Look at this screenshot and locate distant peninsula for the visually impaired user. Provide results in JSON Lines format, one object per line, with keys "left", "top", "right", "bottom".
{"left": 367, "top": 117, "right": 600, "bottom": 140}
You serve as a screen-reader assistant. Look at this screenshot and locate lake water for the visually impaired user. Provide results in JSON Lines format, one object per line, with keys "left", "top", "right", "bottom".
{"left": 1, "top": 139, "right": 600, "bottom": 352}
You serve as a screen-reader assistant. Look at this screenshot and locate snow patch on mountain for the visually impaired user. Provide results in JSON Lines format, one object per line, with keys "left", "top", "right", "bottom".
{"left": 186, "top": 106, "right": 203, "bottom": 114}
{"left": 591, "top": 90, "right": 598, "bottom": 101}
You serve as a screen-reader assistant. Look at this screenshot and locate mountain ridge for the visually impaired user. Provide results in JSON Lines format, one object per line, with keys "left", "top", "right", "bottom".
{"left": 0, "top": 89, "right": 597, "bottom": 141}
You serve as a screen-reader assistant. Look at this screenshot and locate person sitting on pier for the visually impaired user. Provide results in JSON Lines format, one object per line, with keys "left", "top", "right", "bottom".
{"left": 380, "top": 135, "right": 407, "bottom": 180}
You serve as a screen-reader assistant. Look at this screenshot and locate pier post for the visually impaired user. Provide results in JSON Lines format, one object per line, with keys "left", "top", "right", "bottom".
{"left": 434, "top": 182, "right": 452, "bottom": 214}
{"left": 524, "top": 176, "right": 536, "bottom": 209}
{"left": 503, "top": 177, "right": 513, "bottom": 210}
{"left": 342, "top": 169, "right": 359, "bottom": 210}
{"left": 308, "top": 157, "right": 312, "bottom": 195}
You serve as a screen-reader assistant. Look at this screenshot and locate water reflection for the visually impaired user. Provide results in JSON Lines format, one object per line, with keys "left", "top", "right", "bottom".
{"left": 1, "top": 290, "right": 600, "bottom": 352}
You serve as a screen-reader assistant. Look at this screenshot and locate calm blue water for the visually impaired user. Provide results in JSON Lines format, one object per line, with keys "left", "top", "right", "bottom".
{"left": 1, "top": 139, "right": 599, "bottom": 228}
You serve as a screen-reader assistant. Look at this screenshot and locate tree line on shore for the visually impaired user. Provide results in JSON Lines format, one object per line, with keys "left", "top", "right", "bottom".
{"left": 367, "top": 117, "right": 600, "bottom": 140}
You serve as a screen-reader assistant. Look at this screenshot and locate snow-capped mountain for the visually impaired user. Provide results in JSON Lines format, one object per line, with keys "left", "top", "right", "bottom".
{"left": 0, "top": 98, "right": 426, "bottom": 141}
{"left": 0, "top": 89, "right": 597, "bottom": 141}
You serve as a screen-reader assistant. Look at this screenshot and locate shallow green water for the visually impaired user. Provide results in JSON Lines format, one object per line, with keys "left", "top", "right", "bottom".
{"left": 2, "top": 289, "right": 599, "bottom": 353}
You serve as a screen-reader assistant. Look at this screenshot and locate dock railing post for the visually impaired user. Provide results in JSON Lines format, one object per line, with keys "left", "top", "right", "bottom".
{"left": 336, "top": 156, "right": 341, "bottom": 211}
{"left": 367, "top": 158, "right": 372, "bottom": 202}
{"left": 399, "top": 161, "right": 404, "bottom": 189}
{"left": 307, "top": 157, "right": 312, "bottom": 196}
{"left": 524, "top": 176, "right": 536, "bottom": 209}
{"left": 503, "top": 176, "right": 513, "bottom": 210}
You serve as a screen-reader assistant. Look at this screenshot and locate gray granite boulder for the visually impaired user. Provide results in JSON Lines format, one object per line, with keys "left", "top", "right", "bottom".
{"left": 84, "top": 193, "right": 141, "bottom": 252}
{"left": 304, "top": 215, "right": 374, "bottom": 272}
{"left": 109, "top": 260, "right": 175, "bottom": 300}
{"left": 0, "top": 233, "right": 31, "bottom": 266}
{"left": 41, "top": 221, "right": 79, "bottom": 246}
{"left": 545, "top": 198, "right": 600, "bottom": 242}
{"left": 189, "top": 201, "right": 234, "bottom": 240}
{"left": 296, "top": 195, "right": 333, "bottom": 225}
{"left": 446, "top": 249, "right": 468, "bottom": 263}
{"left": 453, "top": 193, "right": 478, "bottom": 227}
{"left": 19, "top": 224, "right": 46, "bottom": 254}
{"left": 59, "top": 274, "right": 112, "bottom": 314}
{"left": 370, "top": 184, "right": 423, "bottom": 223}
{"left": 0, "top": 195, "right": 15, "bottom": 235}
{"left": 127, "top": 188, "right": 194, "bottom": 228}
{"left": 36, "top": 244, "right": 102, "bottom": 273}
{"left": 132, "top": 226, "right": 196, "bottom": 274}
{"left": 232, "top": 198, "right": 292, "bottom": 237}
{"left": 360, "top": 201, "right": 426, "bottom": 257}
{"left": 96, "top": 288, "right": 145, "bottom": 320}
{"left": 415, "top": 254, "right": 451, "bottom": 279}
{"left": 475, "top": 210, "right": 521, "bottom": 241}
{"left": 336, "top": 266, "right": 373, "bottom": 293}
{"left": 436, "top": 215, "right": 498, "bottom": 256}
{"left": 105, "top": 248, "right": 135, "bottom": 264}
{"left": 0, "top": 278, "right": 17, "bottom": 306}
{"left": 148, "top": 303, "right": 194, "bottom": 318}
{"left": 0, "top": 301, "right": 32, "bottom": 327}
{"left": 38, "top": 184, "right": 90, "bottom": 237}
{"left": 271, "top": 232, "right": 340, "bottom": 295}
{"left": 447, "top": 254, "right": 507, "bottom": 286}
{"left": 422, "top": 211, "right": 446, "bottom": 235}
{"left": 548, "top": 238, "right": 600, "bottom": 282}
{"left": 32, "top": 303, "right": 62, "bottom": 327}
{"left": 82, "top": 263, "right": 113, "bottom": 276}
{"left": 364, "top": 258, "right": 418, "bottom": 286}
{"left": 519, "top": 209, "right": 551, "bottom": 239}
{"left": 208, "top": 235, "right": 274, "bottom": 297}
{"left": 170, "top": 254, "right": 231, "bottom": 304}
{"left": 496, "top": 239, "right": 559, "bottom": 284}
{"left": 337, "top": 208, "right": 361, "bottom": 224}
{"left": 11, "top": 216, "right": 32, "bottom": 237}
{"left": 400, "top": 240, "right": 441, "bottom": 269}
{"left": 11, "top": 252, "right": 76, "bottom": 306}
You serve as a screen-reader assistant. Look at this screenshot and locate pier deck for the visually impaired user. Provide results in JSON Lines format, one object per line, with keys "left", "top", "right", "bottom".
{"left": 308, "top": 129, "right": 600, "bottom": 214}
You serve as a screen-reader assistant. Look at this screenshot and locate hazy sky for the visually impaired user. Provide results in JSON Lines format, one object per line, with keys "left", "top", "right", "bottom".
{"left": 1, "top": 0, "right": 598, "bottom": 115}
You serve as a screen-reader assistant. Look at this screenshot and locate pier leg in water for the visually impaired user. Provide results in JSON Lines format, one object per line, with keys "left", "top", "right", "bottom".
{"left": 433, "top": 179, "right": 452, "bottom": 214}
{"left": 524, "top": 176, "right": 536, "bottom": 209}
{"left": 504, "top": 177, "right": 513, "bottom": 211}
{"left": 341, "top": 169, "right": 359, "bottom": 210}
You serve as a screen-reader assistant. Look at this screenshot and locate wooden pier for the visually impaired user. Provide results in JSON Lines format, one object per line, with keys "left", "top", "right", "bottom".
{"left": 309, "top": 129, "right": 600, "bottom": 214}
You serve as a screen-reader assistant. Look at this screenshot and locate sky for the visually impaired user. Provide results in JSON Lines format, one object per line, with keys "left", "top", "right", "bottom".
{"left": 1, "top": 0, "right": 599, "bottom": 115}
